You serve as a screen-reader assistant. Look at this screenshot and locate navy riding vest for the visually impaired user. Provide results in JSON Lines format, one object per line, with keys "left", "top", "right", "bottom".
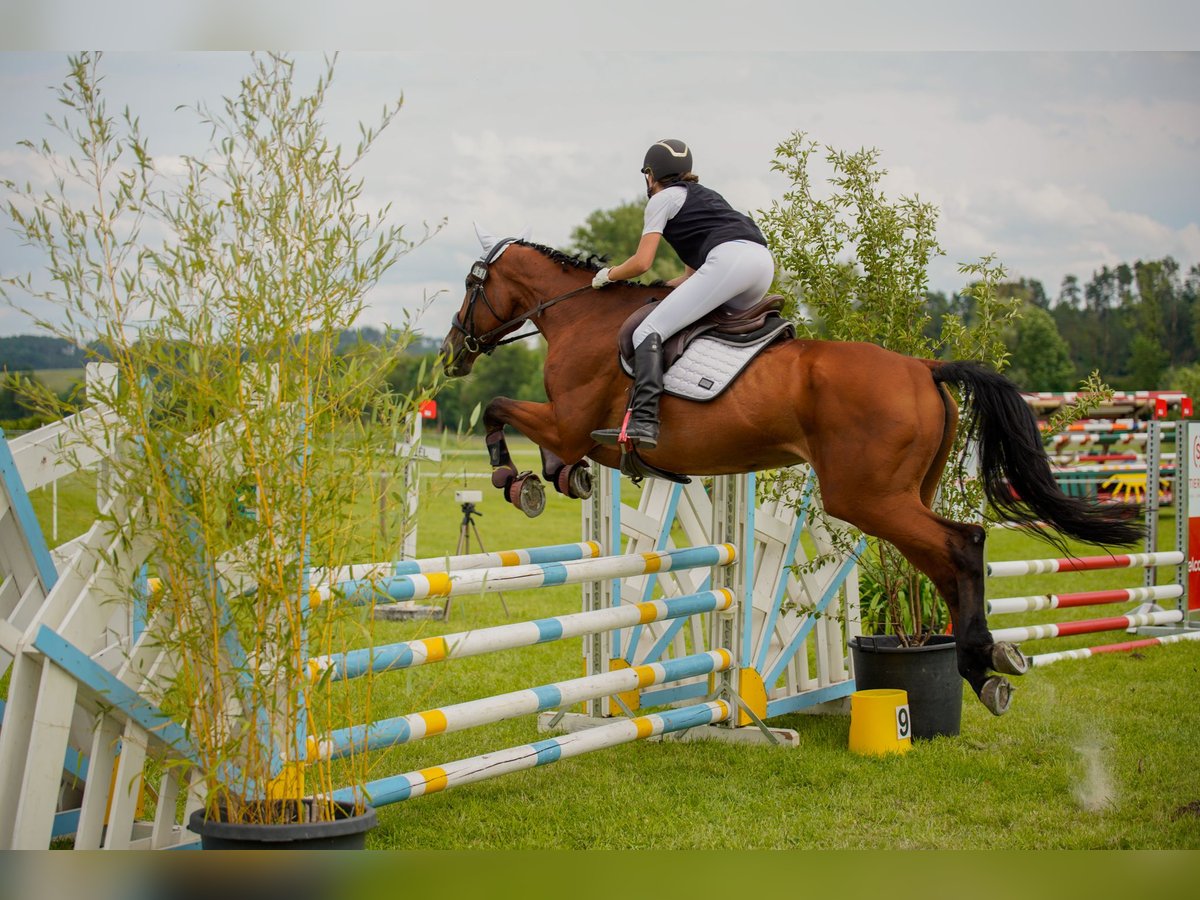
{"left": 661, "top": 181, "right": 767, "bottom": 270}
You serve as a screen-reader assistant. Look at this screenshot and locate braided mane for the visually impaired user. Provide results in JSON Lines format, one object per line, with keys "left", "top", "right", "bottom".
{"left": 515, "top": 240, "right": 607, "bottom": 273}
{"left": 514, "top": 239, "right": 669, "bottom": 288}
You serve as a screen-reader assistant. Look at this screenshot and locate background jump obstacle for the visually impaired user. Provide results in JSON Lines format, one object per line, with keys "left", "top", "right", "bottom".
{"left": 985, "top": 421, "right": 1200, "bottom": 667}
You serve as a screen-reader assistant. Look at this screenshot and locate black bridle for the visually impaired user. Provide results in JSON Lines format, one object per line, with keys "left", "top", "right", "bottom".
{"left": 449, "top": 238, "right": 593, "bottom": 357}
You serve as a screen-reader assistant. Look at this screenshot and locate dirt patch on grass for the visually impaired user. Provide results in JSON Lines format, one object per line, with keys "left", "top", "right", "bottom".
{"left": 1170, "top": 799, "right": 1200, "bottom": 821}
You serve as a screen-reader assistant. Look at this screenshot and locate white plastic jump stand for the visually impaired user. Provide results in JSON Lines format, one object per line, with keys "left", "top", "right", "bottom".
{"left": 537, "top": 464, "right": 862, "bottom": 748}
{"left": 990, "top": 414, "right": 1200, "bottom": 667}
{"left": 395, "top": 403, "right": 441, "bottom": 562}
{"left": 1140, "top": 419, "right": 1200, "bottom": 638}
{"left": 1127, "top": 418, "right": 1195, "bottom": 638}
{"left": 0, "top": 424, "right": 201, "bottom": 850}
{"left": 368, "top": 406, "right": 445, "bottom": 620}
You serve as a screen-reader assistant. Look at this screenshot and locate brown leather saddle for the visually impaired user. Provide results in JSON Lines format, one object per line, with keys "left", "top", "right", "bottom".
{"left": 617, "top": 294, "right": 794, "bottom": 369}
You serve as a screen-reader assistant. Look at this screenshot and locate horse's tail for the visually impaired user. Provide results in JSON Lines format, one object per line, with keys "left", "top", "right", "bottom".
{"left": 930, "top": 360, "right": 1143, "bottom": 547}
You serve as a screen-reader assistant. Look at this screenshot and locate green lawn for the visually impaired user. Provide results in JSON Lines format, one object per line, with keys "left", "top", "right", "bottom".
{"left": 17, "top": 432, "right": 1200, "bottom": 849}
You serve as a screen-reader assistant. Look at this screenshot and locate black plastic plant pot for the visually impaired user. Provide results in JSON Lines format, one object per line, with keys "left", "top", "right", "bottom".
{"left": 850, "top": 634, "right": 963, "bottom": 740}
{"left": 187, "top": 799, "right": 377, "bottom": 850}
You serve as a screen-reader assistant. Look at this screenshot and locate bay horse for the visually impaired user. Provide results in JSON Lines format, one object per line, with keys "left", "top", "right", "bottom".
{"left": 439, "top": 234, "right": 1143, "bottom": 717}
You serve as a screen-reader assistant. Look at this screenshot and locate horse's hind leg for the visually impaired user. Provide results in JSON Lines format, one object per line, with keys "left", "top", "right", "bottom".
{"left": 919, "top": 513, "right": 1028, "bottom": 713}
{"left": 918, "top": 384, "right": 1029, "bottom": 685}
{"left": 920, "top": 383, "right": 959, "bottom": 509}
{"left": 838, "top": 494, "right": 1025, "bottom": 715}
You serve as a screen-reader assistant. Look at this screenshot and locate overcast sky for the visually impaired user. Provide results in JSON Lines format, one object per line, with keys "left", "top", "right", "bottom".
{"left": 1, "top": 3, "right": 1198, "bottom": 339}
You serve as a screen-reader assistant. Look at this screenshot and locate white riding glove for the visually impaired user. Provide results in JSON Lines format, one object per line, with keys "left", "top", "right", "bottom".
{"left": 592, "top": 268, "right": 612, "bottom": 289}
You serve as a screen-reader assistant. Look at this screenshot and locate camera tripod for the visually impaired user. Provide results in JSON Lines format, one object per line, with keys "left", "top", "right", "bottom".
{"left": 444, "top": 501, "right": 509, "bottom": 620}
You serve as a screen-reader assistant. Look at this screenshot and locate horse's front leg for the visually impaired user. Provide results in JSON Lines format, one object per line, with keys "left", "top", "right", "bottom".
{"left": 483, "top": 396, "right": 591, "bottom": 517}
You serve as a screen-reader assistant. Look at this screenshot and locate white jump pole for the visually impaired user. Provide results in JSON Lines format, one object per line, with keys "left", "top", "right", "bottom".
{"left": 310, "top": 588, "right": 735, "bottom": 681}
{"left": 315, "top": 543, "right": 736, "bottom": 605}
{"left": 330, "top": 700, "right": 732, "bottom": 806}
{"left": 312, "top": 649, "right": 732, "bottom": 759}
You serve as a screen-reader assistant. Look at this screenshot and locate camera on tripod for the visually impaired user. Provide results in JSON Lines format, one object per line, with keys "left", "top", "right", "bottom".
{"left": 446, "top": 487, "right": 508, "bottom": 618}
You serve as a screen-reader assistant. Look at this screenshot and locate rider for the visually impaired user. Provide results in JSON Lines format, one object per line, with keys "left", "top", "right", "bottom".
{"left": 590, "top": 139, "right": 775, "bottom": 449}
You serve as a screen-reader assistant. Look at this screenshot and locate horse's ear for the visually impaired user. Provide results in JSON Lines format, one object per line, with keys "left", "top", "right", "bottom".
{"left": 517, "top": 225, "right": 532, "bottom": 242}
{"left": 474, "top": 222, "right": 499, "bottom": 256}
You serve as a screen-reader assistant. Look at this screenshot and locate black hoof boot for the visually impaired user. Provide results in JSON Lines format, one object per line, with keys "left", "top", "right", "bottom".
{"left": 506, "top": 472, "right": 546, "bottom": 517}
{"left": 556, "top": 461, "right": 592, "bottom": 499}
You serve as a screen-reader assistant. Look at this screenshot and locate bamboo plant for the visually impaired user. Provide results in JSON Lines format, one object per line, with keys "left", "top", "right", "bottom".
{"left": 2, "top": 52, "right": 441, "bottom": 825}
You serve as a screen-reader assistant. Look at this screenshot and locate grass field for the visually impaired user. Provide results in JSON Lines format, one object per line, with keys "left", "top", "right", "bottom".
{"left": 19, "top": 432, "right": 1200, "bottom": 849}
{"left": 17, "top": 367, "right": 85, "bottom": 396}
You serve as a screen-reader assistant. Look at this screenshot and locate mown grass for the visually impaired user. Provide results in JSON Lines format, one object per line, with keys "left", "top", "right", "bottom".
{"left": 20, "top": 433, "right": 1200, "bottom": 849}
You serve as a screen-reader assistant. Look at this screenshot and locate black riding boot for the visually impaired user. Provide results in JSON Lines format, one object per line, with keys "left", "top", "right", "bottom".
{"left": 591, "top": 334, "right": 664, "bottom": 449}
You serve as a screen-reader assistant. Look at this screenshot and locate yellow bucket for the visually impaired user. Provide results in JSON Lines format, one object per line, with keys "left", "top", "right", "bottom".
{"left": 848, "top": 688, "right": 913, "bottom": 756}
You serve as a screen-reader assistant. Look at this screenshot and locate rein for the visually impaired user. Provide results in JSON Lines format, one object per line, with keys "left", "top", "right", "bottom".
{"left": 468, "top": 284, "right": 593, "bottom": 352}
{"left": 452, "top": 241, "right": 596, "bottom": 355}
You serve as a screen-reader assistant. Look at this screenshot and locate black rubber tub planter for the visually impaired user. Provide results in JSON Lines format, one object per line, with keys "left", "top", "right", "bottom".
{"left": 850, "top": 634, "right": 963, "bottom": 740}
{"left": 187, "top": 798, "right": 377, "bottom": 850}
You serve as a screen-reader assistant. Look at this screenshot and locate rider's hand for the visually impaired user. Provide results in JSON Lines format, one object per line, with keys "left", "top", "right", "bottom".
{"left": 592, "top": 268, "right": 611, "bottom": 289}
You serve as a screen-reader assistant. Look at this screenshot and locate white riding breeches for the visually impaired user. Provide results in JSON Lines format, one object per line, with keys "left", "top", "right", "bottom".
{"left": 633, "top": 240, "right": 775, "bottom": 346}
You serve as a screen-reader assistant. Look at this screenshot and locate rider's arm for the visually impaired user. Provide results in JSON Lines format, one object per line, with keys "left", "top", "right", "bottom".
{"left": 608, "top": 232, "right": 661, "bottom": 282}
{"left": 665, "top": 265, "right": 695, "bottom": 287}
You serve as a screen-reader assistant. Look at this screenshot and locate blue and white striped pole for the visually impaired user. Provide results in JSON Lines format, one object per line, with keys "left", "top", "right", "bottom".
{"left": 316, "top": 543, "right": 736, "bottom": 605}
{"left": 331, "top": 700, "right": 732, "bottom": 807}
{"left": 312, "top": 649, "right": 732, "bottom": 760}
{"left": 310, "top": 589, "right": 736, "bottom": 682}
{"left": 311, "top": 541, "right": 603, "bottom": 589}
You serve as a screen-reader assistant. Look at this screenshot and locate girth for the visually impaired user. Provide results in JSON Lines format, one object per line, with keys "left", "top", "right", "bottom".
{"left": 617, "top": 294, "right": 792, "bottom": 369}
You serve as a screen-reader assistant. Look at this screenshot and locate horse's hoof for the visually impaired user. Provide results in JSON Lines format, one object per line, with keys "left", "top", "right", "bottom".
{"left": 508, "top": 473, "right": 546, "bottom": 518}
{"left": 980, "top": 676, "right": 1013, "bottom": 716}
{"left": 991, "top": 641, "right": 1029, "bottom": 676}
{"left": 557, "top": 462, "right": 592, "bottom": 500}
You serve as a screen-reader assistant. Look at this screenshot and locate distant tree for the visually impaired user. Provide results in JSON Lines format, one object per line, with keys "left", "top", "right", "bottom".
{"left": 387, "top": 340, "right": 548, "bottom": 434}
{"left": 1003, "top": 305, "right": 1075, "bottom": 390}
{"left": 0, "top": 334, "right": 89, "bottom": 371}
{"left": 1127, "top": 262, "right": 1170, "bottom": 387}
{"left": 568, "top": 199, "right": 685, "bottom": 283}
{"left": 1129, "top": 333, "right": 1170, "bottom": 388}
{"left": 997, "top": 277, "right": 1049, "bottom": 310}
{"left": 1166, "top": 362, "right": 1200, "bottom": 403}
{"left": 1058, "top": 274, "right": 1082, "bottom": 310}
{"left": 1134, "top": 257, "right": 1192, "bottom": 368}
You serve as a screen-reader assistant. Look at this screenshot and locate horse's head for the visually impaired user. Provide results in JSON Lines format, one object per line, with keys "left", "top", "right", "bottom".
{"left": 440, "top": 225, "right": 533, "bottom": 377}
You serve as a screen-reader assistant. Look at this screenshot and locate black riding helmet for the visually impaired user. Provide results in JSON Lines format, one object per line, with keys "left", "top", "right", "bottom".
{"left": 642, "top": 139, "right": 693, "bottom": 181}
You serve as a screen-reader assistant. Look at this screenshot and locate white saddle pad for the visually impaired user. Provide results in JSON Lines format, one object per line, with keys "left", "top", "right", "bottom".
{"left": 620, "top": 323, "right": 792, "bottom": 402}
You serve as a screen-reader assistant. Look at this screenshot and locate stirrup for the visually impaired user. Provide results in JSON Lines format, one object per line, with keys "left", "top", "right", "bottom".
{"left": 591, "top": 409, "right": 658, "bottom": 450}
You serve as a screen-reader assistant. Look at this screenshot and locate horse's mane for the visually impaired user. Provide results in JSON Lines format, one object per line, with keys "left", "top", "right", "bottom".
{"left": 515, "top": 240, "right": 669, "bottom": 288}
{"left": 516, "top": 240, "right": 606, "bottom": 273}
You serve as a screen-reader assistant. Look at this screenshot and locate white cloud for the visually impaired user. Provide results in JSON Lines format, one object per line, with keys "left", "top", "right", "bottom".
{"left": 2, "top": 50, "right": 1198, "bottom": 337}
